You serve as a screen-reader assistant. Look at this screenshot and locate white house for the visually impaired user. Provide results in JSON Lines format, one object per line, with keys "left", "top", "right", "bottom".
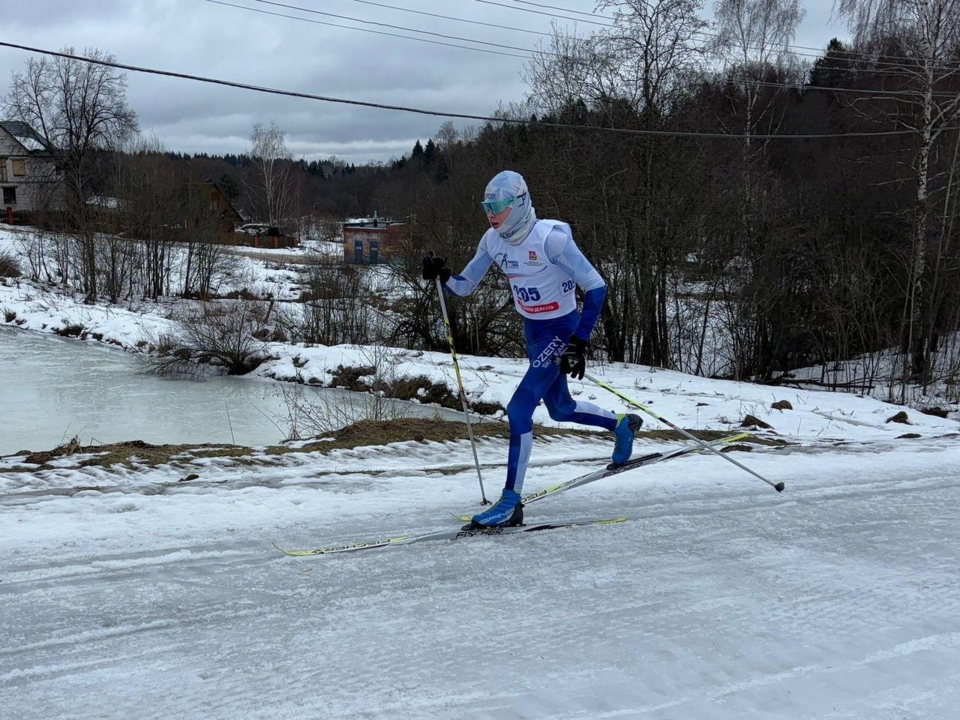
{"left": 0, "top": 120, "right": 58, "bottom": 214}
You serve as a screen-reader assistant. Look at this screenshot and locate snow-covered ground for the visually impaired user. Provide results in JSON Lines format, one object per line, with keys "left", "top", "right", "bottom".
{"left": 787, "top": 339, "right": 960, "bottom": 408}
{"left": 2, "top": 427, "right": 959, "bottom": 718}
{"left": 0, "top": 225, "right": 311, "bottom": 303}
{"left": 4, "top": 228, "right": 957, "bottom": 445}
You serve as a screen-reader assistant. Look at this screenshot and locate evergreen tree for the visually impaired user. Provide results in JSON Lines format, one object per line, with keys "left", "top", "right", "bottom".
{"left": 218, "top": 173, "right": 240, "bottom": 199}
{"left": 809, "top": 39, "right": 852, "bottom": 88}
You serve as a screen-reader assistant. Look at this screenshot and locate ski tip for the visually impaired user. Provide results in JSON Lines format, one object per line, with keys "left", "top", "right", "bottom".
{"left": 272, "top": 542, "right": 297, "bottom": 556}
{"left": 774, "top": 481, "right": 786, "bottom": 493}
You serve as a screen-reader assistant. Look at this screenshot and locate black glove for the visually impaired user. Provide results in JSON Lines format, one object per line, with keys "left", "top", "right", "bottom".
{"left": 422, "top": 252, "right": 451, "bottom": 283}
{"left": 558, "top": 336, "right": 588, "bottom": 380}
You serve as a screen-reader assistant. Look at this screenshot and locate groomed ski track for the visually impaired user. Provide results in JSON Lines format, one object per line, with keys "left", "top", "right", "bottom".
{"left": 2, "top": 434, "right": 959, "bottom": 719}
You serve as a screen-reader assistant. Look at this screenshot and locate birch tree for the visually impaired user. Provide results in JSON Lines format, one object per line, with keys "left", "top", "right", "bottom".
{"left": 836, "top": 0, "right": 960, "bottom": 389}
{"left": 246, "top": 122, "right": 295, "bottom": 229}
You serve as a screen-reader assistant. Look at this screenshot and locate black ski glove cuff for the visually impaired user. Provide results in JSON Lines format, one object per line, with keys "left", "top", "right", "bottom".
{"left": 422, "top": 253, "right": 451, "bottom": 283}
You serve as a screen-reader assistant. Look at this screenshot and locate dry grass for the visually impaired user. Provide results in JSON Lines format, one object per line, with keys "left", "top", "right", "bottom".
{"left": 17, "top": 439, "right": 253, "bottom": 470}
{"left": 7, "top": 419, "right": 780, "bottom": 472}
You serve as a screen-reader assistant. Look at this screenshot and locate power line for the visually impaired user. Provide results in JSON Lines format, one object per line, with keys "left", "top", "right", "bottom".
{"left": 239, "top": 0, "right": 938, "bottom": 81}
{"left": 474, "top": 0, "right": 613, "bottom": 27}
{"left": 349, "top": 0, "right": 547, "bottom": 37}
{"left": 222, "top": 0, "right": 960, "bottom": 86}
{"left": 199, "top": 2, "right": 960, "bottom": 99}
{"left": 715, "top": 43, "right": 960, "bottom": 74}
{"left": 714, "top": 49, "right": 960, "bottom": 76}
{"left": 204, "top": 0, "right": 528, "bottom": 58}
{"left": 513, "top": 0, "right": 612, "bottom": 20}
{"left": 473, "top": 0, "right": 960, "bottom": 73}
{"left": 205, "top": 0, "right": 960, "bottom": 98}
{"left": 2, "top": 41, "right": 956, "bottom": 141}
{"left": 247, "top": 0, "right": 553, "bottom": 56}
{"left": 738, "top": 36, "right": 960, "bottom": 68}
{"left": 239, "top": 0, "right": 960, "bottom": 78}
{"left": 748, "top": 79, "right": 960, "bottom": 99}
{"left": 491, "top": 0, "right": 949, "bottom": 73}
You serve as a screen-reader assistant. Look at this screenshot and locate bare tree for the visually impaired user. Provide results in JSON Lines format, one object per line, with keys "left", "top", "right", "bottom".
{"left": 599, "top": 0, "right": 711, "bottom": 115}
{"left": 527, "top": 1, "right": 708, "bottom": 117}
{"left": 525, "top": 0, "right": 709, "bottom": 367}
{"left": 246, "top": 122, "right": 295, "bottom": 229}
{"left": 524, "top": 29, "right": 607, "bottom": 116}
{"left": 179, "top": 181, "right": 236, "bottom": 299}
{"left": 116, "top": 135, "right": 180, "bottom": 300}
{"left": 708, "top": 0, "right": 805, "bottom": 378}
{"left": 836, "top": 0, "right": 960, "bottom": 390}
{"left": 434, "top": 120, "right": 460, "bottom": 151}
{"left": 709, "top": 0, "right": 806, "bottom": 234}
{"left": 3, "top": 47, "right": 138, "bottom": 301}
{"left": 713, "top": 0, "right": 806, "bottom": 133}
{"left": 297, "top": 259, "right": 372, "bottom": 346}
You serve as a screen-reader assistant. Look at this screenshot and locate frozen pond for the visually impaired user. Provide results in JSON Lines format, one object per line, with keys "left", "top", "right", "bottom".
{"left": 0, "top": 327, "right": 458, "bottom": 455}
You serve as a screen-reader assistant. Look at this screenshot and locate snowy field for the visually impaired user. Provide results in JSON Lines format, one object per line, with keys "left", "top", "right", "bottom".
{"left": 2, "top": 429, "right": 959, "bottom": 719}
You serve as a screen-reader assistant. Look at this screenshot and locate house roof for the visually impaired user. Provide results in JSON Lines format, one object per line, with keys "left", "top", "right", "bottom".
{"left": 0, "top": 121, "right": 52, "bottom": 155}
{"left": 87, "top": 195, "right": 121, "bottom": 209}
{"left": 343, "top": 217, "right": 402, "bottom": 228}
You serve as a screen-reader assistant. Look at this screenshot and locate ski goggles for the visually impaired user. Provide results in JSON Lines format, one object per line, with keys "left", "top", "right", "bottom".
{"left": 481, "top": 192, "right": 525, "bottom": 215}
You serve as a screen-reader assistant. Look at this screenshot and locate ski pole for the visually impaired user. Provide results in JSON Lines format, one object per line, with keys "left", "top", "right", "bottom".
{"left": 434, "top": 277, "right": 490, "bottom": 505}
{"left": 582, "top": 371, "right": 785, "bottom": 493}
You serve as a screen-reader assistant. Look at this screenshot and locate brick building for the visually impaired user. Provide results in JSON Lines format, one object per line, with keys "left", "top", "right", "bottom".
{"left": 342, "top": 214, "right": 407, "bottom": 264}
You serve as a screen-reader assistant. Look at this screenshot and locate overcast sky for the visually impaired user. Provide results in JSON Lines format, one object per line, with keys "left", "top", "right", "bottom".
{"left": 1, "top": 0, "right": 846, "bottom": 164}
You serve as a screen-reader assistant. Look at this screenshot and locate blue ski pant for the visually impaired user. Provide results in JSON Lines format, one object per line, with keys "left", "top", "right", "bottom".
{"left": 504, "top": 311, "right": 618, "bottom": 493}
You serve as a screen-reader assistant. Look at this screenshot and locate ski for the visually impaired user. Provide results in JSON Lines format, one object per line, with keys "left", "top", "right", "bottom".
{"left": 273, "top": 516, "right": 628, "bottom": 556}
{"left": 454, "top": 432, "right": 751, "bottom": 522}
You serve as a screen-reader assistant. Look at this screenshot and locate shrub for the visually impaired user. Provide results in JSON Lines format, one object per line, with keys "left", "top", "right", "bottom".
{"left": 55, "top": 323, "right": 85, "bottom": 338}
{"left": 143, "top": 302, "right": 269, "bottom": 377}
{"left": 220, "top": 288, "right": 260, "bottom": 300}
{"left": 0, "top": 250, "right": 21, "bottom": 278}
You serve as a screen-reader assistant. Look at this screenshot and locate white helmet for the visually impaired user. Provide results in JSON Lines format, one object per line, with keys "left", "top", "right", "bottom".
{"left": 482, "top": 170, "right": 537, "bottom": 245}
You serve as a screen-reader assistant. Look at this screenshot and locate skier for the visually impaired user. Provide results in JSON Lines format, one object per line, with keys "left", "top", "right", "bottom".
{"left": 422, "top": 170, "right": 642, "bottom": 528}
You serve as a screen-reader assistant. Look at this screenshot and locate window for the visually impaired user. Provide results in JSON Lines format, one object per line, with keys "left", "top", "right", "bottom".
{"left": 0, "top": 160, "right": 7, "bottom": 183}
{"left": 369, "top": 240, "right": 379, "bottom": 264}
{"left": 12, "top": 159, "right": 26, "bottom": 177}
{"left": 3, "top": 187, "right": 17, "bottom": 205}
{"left": 354, "top": 239, "right": 363, "bottom": 263}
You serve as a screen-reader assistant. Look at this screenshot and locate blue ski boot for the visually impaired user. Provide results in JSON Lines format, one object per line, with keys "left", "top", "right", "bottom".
{"left": 611, "top": 413, "right": 643, "bottom": 465}
{"left": 466, "top": 489, "right": 524, "bottom": 529}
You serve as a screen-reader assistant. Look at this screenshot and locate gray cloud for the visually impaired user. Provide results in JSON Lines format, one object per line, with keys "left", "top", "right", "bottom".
{"left": 2, "top": 0, "right": 843, "bottom": 164}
